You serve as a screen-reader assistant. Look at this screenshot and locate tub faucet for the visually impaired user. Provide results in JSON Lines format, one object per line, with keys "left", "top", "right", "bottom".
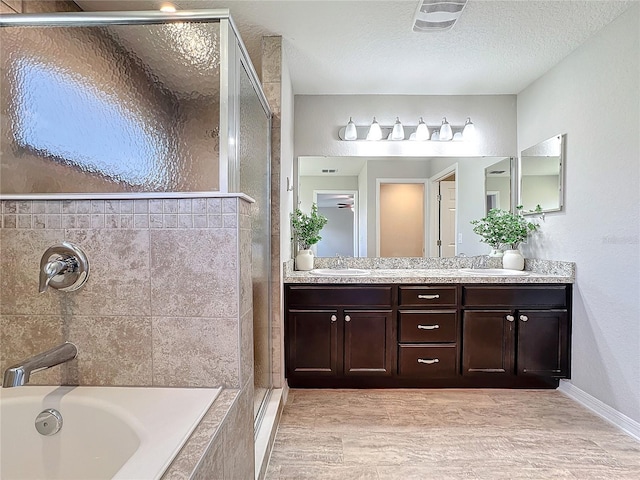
{"left": 2, "top": 342, "right": 77, "bottom": 388}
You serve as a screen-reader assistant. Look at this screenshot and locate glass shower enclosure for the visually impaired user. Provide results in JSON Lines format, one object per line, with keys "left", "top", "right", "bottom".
{"left": 0, "top": 10, "right": 273, "bottom": 424}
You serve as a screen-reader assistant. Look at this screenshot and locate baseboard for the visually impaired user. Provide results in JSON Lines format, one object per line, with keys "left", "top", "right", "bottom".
{"left": 254, "top": 388, "right": 285, "bottom": 480}
{"left": 558, "top": 380, "right": 640, "bottom": 441}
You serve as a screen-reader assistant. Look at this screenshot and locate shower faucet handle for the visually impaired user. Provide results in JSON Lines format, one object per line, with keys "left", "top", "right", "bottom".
{"left": 39, "top": 242, "right": 90, "bottom": 294}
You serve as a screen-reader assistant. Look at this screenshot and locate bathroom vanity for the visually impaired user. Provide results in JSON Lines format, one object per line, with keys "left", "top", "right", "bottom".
{"left": 284, "top": 262, "right": 573, "bottom": 389}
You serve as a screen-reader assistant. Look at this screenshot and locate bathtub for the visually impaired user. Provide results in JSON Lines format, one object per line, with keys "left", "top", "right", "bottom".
{"left": 0, "top": 385, "right": 221, "bottom": 480}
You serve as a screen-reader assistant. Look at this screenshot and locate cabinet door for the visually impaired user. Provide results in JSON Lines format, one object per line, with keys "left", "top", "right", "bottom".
{"left": 462, "top": 310, "right": 515, "bottom": 376}
{"left": 287, "top": 309, "right": 338, "bottom": 376}
{"left": 517, "top": 310, "right": 569, "bottom": 377}
{"left": 343, "top": 310, "right": 393, "bottom": 376}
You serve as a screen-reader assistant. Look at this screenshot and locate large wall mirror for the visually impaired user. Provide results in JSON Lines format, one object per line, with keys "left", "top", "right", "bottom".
{"left": 296, "top": 155, "right": 514, "bottom": 258}
{"left": 519, "top": 134, "right": 565, "bottom": 214}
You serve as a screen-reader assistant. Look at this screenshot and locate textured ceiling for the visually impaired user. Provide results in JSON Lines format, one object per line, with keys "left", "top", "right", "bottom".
{"left": 75, "top": 0, "right": 636, "bottom": 95}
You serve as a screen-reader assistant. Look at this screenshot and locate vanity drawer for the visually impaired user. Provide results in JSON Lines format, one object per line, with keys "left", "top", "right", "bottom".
{"left": 462, "top": 286, "right": 568, "bottom": 308}
{"left": 286, "top": 285, "right": 393, "bottom": 308}
{"left": 398, "top": 345, "right": 458, "bottom": 377}
{"left": 398, "top": 311, "right": 457, "bottom": 343}
{"left": 398, "top": 286, "right": 457, "bottom": 307}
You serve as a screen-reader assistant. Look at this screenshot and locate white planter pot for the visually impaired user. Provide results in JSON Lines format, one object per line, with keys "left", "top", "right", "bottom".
{"left": 295, "top": 249, "right": 314, "bottom": 271}
{"left": 502, "top": 249, "right": 525, "bottom": 271}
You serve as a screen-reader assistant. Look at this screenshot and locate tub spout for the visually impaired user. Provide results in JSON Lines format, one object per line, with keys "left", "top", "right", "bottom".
{"left": 2, "top": 342, "right": 77, "bottom": 388}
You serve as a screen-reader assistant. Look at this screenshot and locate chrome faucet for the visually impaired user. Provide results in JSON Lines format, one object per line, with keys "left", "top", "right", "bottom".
{"left": 335, "top": 254, "right": 347, "bottom": 269}
{"left": 2, "top": 342, "right": 78, "bottom": 388}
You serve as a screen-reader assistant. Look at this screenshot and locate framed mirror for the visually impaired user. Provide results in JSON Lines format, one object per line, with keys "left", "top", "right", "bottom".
{"left": 519, "top": 134, "right": 565, "bottom": 214}
{"left": 296, "top": 155, "right": 514, "bottom": 258}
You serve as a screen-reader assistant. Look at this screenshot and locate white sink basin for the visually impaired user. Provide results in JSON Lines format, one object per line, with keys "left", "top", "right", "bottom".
{"left": 458, "top": 268, "right": 530, "bottom": 276}
{"left": 309, "top": 268, "right": 370, "bottom": 276}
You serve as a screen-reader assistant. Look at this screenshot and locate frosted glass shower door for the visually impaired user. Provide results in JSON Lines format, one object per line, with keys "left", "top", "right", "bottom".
{"left": 237, "top": 62, "right": 272, "bottom": 419}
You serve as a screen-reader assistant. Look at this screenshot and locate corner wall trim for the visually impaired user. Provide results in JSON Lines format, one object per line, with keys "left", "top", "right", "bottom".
{"left": 558, "top": 380, "right": 640, "bottom": 441}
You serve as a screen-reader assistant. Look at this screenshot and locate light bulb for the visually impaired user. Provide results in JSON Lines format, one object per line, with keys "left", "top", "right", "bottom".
{"left": 415, "top": 117, "right": 429, "bottom": 141}
{"left": 366, "top": 117, "right": 382, "bottom": 141}
{"left": 390, "top": 117, "right": 405, "bottom": 141}
{"left": 344, "top": 117, "right": 357, "bottom": 141}
{"left": 439, "top": 117, "right": 453, "bottom": 141}
{"left": 463, "top": 117, "right": 476, "bottom": 141}
{"left": 431, "top": 130, "right": 440, "bottom": 141}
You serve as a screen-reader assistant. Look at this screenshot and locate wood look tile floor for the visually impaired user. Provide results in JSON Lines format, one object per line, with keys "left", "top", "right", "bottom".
{"left": 265, "top": 389, "right": 640, "bottom": 479}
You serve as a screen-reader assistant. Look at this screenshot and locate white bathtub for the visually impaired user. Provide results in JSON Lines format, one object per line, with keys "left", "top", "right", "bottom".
{"left": 0, "top": 385, "right": 221, "bottom": 480}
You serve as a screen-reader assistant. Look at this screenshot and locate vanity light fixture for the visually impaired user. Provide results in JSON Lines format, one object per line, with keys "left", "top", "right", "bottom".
{"left": 463, "top": 117, "right": 476, "bottom": 141}
{"left": 415, "top": 117, "right": 430, "bottom": 141}
{"left": 366, "top": 117, "right": 383, "bottom": 141}
{"left": 338, "top": 117, "right": 475, "bottom": 142}
{"left": 344, "top": 117, "right": 357, "bottom": 141}
{"left": 390, "top": 117, "right": 405, "bottom": 141}
{"left": 439, "top": 117, "right": 453, "bottom": 141}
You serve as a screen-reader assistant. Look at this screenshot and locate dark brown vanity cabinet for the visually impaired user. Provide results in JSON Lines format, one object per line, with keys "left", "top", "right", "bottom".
{"left": 397, "top": 286, "right": 459, "bottom": 378}
{"left": 285, "top": 285, "right": 394, "bottom": 382}
{"left": 461, "top": 286, "right": 571, "bottom": 378}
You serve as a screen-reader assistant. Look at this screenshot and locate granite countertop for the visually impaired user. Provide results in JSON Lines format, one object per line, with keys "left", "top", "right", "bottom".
{"left": 283, "top": 257, "right": 575, "bottom": 285}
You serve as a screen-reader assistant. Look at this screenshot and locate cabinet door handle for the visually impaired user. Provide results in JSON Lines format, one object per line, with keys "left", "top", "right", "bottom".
{"left": 417, "top": 358, "right": 440, "bottom": 365}
{"left": 345, "top": 315, "right": 351, "bottom": 322}
{"left": 417, "top": 294, "right": 440, "bottom": 300}
{"left": 506, "top": 315, "right": 515, "bottom": 322}
{"left": 417, "top": 324, "right": 440, "bottom": 330}
{"left": 520, "top": 315, "right": 529, "bottom": 322}
{"left": 330, "top": 315, "right": 337, "bottom": 322}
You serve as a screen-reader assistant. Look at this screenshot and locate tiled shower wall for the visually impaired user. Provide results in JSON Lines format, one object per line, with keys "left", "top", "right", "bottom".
{"left": 0, "top": 196, "right": 253, "bottom": 389}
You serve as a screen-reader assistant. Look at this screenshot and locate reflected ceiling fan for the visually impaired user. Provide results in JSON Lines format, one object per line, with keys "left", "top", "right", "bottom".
{"left": 337, "top": 199, "right": 354, "bottom": 209}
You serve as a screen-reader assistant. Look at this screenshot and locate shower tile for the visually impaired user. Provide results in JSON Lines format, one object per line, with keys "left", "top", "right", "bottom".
{"left": 178, "top": 214, "right": 193, "bottom": 228}
{"left": 45, "top": 200, "right": 61, "bottom": 214}
{"left": 61, "top": 214, "right": 77, "bottom": 229}
{"left": 76, "top": 200, "right": 92, "bottom": 214}
{"left": 1, "top": 1, "right": 22, "bottom": 14}
{"left": 61, "top": 200, "right": 76, "bottom": 214}
{"left": 32, "top": 201, "right": 46, "bottom": 214}
{"left": 152, "top": 316, "right": 239, "bottom": 387}
{"left": 105, "top": 200, "right": 120, "bottom": 214}
{"left": 178, "top": 199, "right": 192, "bottom": 214}
{"left": 163, "top": 199, "right": 179, "bottom": 214}
{"left": 2, "top": 215, "right": 16, "bottom": 228}
{"left": 120, "top": 200, "right": 134, "bottom": 214}
{"left": 17, "top": 201, "right": 31, "bottom": 214}
{"left": 223, "top": 214, "right": 237, "bottom": 228}
{"left": 163, "top": 214, "right": 178, "bottom": 228}
{"left": 240, "top": 310, "right": 253, "bottom": 385}
{"left": 66, "top": 315, "right": 153, "bottom": 386}
{"left": 45, "top": 214, "right": 61, "bottom": 229}
{"left": 207, "top": 198, "right": 222, "bottom": 214}
{"left": 63, "top": 229, "right": 151, "bottom": 316}
{"left": 33, "top": 214, "right": 47, "bottom": 229}
{"left": 193, "top": 214, "right": 208, "bottom": 228}
{"left": 149, "top": 199, "right": 164, "bottom": 214}
{"left": 222, "top": 198, "right": 237, "bottom": 214}
{"left": 0, "top": 315, "right": 64, "bottom": 386}
{"left": 208, "top": 215, "right": 222, "bottom": 228}
{"left": 261, "top": 36, "right": 282, "bottom": 84}
{"left": 91, "top": 214, "right": 105, "bottom": 228}
{"left": 150, "top": 229, "right": 238, "bottom": 318}
{"left": 17, "top": 215, "right": 32, "bottom": 229}
{"left": 105, "top": 214, "right": 119, "bottom": 229}
{"left": 134, "top": 199, "right": 149, "bottom": 214}
{"left": 134, "top": 214, "right": 149, "bottom": 229}
{"left": 222, "top": 385, "right": 255, "bottom": 480}
{"left": 2, "top": 201, "right": 17, "bottom": 214}
{"left": 120, "top": 214, "right": 134, "bottom": 228}
{"left": 91, "top": 200, "right": 104, "bottom": 213}
{"left": 150, "top": 214, "right": 164, "bottom": 228}
{"left": 76, "top": 214, "right": 91, "bottom": 229}
{"left": 193, "top": 198, "right": 207, "bottom": 214}
{"left": 0, "top": 229, "right": 65, "bottom": 315}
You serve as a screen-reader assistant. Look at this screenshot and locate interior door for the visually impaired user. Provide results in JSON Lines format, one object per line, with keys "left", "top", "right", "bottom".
{"left": 440, "top": 180, "right": 456, "bottom": 257}
{"left": 379, "top": 183, "right": 425, "bottom": 257}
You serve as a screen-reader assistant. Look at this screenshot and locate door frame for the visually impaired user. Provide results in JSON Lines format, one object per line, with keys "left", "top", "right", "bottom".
{"left": 429, "top": 164, "right": 459, "bottom": 257}
{"left": 313, "top": 189, "right": 359, "bottom": 257}
{"left": 375, "top": 178, "right": 428, "bottom": 258}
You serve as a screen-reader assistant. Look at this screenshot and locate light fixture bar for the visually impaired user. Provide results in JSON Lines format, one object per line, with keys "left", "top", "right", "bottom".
{"left": 339, "top": 119, "right": 475, "bottom": 142}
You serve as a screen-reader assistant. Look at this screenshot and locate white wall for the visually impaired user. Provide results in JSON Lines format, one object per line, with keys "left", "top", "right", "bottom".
{"left": 517, "top": 5, "right": 640, "bottom": 423}
{"left": 281, "top": 52, "right": 295, "bottom": 262}
{"left": 317, "top": 207, "right": 354, "bottom": 257}
{"left": 298, "top": 176, "right": 359, "bottom": 214}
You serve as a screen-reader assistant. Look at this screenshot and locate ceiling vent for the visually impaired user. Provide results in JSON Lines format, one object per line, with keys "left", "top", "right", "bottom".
{"left": 412, "top": 0, "right": 468, "bottom": 32}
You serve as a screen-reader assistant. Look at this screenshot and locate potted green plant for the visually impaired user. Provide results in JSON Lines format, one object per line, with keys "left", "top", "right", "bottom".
{"left": 291, "top": 203, "right": 328, "bottom": 271}
{"left": 471, "top": 206, "right": 540, "bottom": 270}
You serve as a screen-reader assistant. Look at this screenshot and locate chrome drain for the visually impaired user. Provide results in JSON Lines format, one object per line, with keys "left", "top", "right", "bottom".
{"left": 35, "top": 408, "right": 63, "bottom": 436}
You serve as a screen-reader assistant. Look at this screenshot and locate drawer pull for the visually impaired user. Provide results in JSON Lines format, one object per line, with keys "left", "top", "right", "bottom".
{"left": 417, "top": 294, "right": 440, "bottom": 300}
{"left": 520, "top": 315, "right": 529, "bottom": 322}
{"left": 345, "top": 315, "right": 351, "bottom": 322}
{"left": 417, "top": 324, "right": 440, "bottom": 330}
{"left": 506, "top": 315, "right": 515, "bottom": 322}
{"left": 331, "top": 315, "right": 337, "bottom": 322}
{"left": 417, "top": 358, "right": 440, "bottom": 365}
